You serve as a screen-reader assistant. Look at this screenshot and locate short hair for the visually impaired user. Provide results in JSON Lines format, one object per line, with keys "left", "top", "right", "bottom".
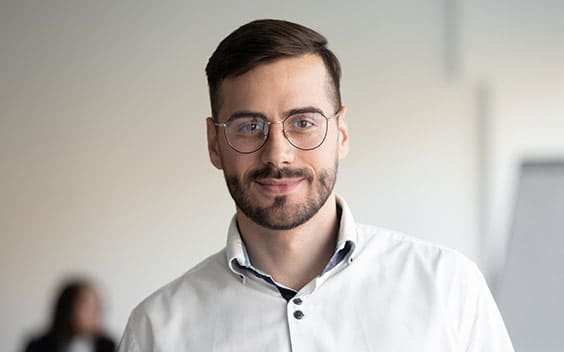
{"left": 205, "top": 19, "right": 342, "bottom": 119}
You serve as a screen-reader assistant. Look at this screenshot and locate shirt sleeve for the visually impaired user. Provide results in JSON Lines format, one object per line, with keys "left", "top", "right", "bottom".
{"left": 457, "top": 261, "right": 515, "bottom": 352}
{"left": 118, "top": 315, "right": 142, "bottom": 352}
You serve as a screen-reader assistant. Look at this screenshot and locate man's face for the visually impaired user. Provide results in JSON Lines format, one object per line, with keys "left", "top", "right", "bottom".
{"left": 207, "top": 54, "right": 349, "bottom": 230}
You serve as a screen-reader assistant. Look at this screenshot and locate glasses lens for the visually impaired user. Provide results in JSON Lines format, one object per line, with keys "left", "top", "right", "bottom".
{"left": 284, "top": 112, "right": 328, "bottom": 150}
{"left": 225, "top": 116, "right": 268, "bottom": 153}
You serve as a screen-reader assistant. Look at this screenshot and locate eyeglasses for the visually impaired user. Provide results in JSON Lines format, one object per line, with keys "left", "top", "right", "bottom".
{"left": 213, "top": 109, "right": 340, "bottom": 154}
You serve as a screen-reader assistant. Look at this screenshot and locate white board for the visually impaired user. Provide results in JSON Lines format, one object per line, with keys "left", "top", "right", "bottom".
{"left": 497, "top": 160, "right": 564, "bottom": 351}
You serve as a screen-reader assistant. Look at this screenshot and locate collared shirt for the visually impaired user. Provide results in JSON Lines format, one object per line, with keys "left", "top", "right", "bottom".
{"left": 230, "top": 204, "right": 353, "bottom": 301}
{"left": 119, "top": 196, "right": 514, "bottom": 352}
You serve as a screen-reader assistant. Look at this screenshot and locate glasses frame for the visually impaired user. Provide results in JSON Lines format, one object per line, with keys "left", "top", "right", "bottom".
{"left": 213, "top": 109, "right": 341, "bottom": 154}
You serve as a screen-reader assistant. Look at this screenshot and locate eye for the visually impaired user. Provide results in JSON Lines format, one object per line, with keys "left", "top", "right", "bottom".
{"left": 287, "top": 113, "right": 319, "bottom": 132}
{"left": 240, "top": 122, "right": 258, "bottom": 132}
{"left": 230, "top": 117, "right": 266, "bottom": 135}
{"left": 295, "top": 119, "right": 314, "bottom": 128}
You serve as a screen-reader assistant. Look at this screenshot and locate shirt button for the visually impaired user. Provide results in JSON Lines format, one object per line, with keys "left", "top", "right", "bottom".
{"left": 293, "top": 310, "right": 304, "bottom": 320}
{"left": 293, "top": 298, "right": 303, "bottom": 305}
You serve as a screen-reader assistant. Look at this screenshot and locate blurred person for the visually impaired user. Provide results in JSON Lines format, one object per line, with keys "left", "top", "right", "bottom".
{"left": 119, "top": 19, "right": 514, "bottom": 351}
{"left": 23, "top": 279, "right": 115, "bottom": 352}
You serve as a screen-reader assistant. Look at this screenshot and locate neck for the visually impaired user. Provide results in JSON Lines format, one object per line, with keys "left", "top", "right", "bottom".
{"left": 236, "top": 194, "right": 339, "bottom": 291}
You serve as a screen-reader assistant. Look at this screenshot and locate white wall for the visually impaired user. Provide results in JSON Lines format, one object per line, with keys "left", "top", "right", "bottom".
{"left": 4, "top": 1, "right": 562, "bottom": 351}
{"left": 464, "top": 0, "right": 564, "bottom": 287}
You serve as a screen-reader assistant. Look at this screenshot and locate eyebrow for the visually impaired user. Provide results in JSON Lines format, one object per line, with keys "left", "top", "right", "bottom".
{"left": 228, "top": 111, "right": 267, "bottom": 120}
{"left": 227, "top": 106, "right": 324, "bottom": 121}
{"left": 285, "top": 106, "right": 324, "bottom": 117}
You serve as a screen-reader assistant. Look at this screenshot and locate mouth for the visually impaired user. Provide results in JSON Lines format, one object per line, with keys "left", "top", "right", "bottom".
{"left": 254, "top": 177, "right": 304, "bottom": 195}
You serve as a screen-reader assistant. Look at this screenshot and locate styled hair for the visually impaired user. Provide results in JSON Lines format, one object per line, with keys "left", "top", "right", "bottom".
{"left": 205, "top": 19, "right": 342, "bottom": 118}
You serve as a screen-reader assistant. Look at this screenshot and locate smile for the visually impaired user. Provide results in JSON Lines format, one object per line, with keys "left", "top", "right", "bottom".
{"left": 254, "top": 178, "right": 304, "bottom": 194}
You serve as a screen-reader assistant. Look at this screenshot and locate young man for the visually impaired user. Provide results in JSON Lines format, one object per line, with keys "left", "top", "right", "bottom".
{"left": 119, "top": 19, "right": 514, "bottom": 351}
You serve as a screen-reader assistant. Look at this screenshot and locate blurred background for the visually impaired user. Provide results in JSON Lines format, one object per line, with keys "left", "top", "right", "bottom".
{"left": 1, "top": 0, "right": 563, "bottom": 351}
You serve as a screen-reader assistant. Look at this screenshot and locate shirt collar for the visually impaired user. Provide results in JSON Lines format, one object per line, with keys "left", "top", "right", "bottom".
{"left": 226, "top": 195, "right": 358, "bottom": 275}
{"left": 334, "top": 194, "right": 358, "bottom": 256}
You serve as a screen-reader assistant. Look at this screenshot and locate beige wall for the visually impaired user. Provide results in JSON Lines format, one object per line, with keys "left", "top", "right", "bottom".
{"left": 1, "top": 1, "right": 562, "bottom": 351}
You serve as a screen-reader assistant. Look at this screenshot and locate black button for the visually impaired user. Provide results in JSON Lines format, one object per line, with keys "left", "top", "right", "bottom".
{"left": 293, "top": 310, "right": 304, "bottom": 320}
{"left": 293, "top": 298, "right": 303, "bottom": 305}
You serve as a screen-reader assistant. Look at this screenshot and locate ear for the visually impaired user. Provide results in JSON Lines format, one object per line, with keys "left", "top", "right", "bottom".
{"left": 206, "top": 117, "right": 223, "bottom": 169}
{"left": 336, "top": 106, "right": 349, "bottom": 159}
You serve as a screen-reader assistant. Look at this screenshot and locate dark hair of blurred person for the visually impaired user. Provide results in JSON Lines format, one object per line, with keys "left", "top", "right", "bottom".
{"left": 23, "top": 279, "right": 115, "bottom": 352}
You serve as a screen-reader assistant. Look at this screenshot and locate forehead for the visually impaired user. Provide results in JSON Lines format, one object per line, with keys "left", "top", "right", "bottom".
{"left": 217, "top": 54, "right": 332, "bottom": 121}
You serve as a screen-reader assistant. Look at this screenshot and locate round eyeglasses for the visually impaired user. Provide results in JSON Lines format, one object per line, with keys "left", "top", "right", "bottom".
{"left": 213, "top": 110, "right": 340, "bottom": 154}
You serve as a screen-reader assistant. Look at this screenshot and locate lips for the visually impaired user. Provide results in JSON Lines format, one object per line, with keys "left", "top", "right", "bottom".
{"left": 255, "top": 177, "right": 304, "bottom": 194}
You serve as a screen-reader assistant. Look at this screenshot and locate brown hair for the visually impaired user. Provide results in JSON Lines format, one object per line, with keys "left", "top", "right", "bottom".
{"left": 205, "top": 19, "right": 342, "bottom": 119}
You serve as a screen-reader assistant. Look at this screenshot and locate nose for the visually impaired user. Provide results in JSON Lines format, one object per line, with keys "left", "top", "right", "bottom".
{"left": 259, "top": 121, "right": 294, "bottom": 167}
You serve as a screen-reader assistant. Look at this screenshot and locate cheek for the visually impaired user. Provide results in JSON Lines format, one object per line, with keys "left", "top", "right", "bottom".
{"left": 313, "top": 139, "right": 340, "bottom": 164}
{"left": 220, "top": 150, "right": 257, "bottom": 177}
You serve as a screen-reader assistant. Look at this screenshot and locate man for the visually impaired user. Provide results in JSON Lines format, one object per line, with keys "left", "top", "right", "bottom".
{"left": 119, "top": 19, "right": 514, "bottom": 351}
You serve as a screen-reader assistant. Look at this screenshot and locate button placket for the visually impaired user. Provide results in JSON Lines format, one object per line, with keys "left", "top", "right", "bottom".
{"left": 286, "top": 295, "right": 312, "bottom": 351}
{"left": 291, "top": 296, "right": 305, "bottom": 320}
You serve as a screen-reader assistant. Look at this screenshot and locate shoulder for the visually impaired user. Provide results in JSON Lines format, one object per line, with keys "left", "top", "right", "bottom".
{"left": 354, "top": 224, "right": 491, "bottom": 316}
{"left": 357, "top": 223, "right": 474, "bottom": 260}
{"left": 127, "top": 248, "right": 230, "bottom": 321}
{"left": 121, "top": 249, "right": 231, "bottom": 350}
{"left": 355, "top": 224, "right": 482, "bottom": 282}
{"left": 95, "top": 334, "right": 116, "bottom": 352}
{"left": 22, "top": 333, "right": 55, "bottom": 352}
{"left": 353, "top": 224, "right": 512, "bottom": 349}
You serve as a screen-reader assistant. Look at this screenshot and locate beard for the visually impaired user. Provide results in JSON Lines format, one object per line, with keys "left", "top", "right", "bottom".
{"left": 224, "top": 162, "right": 338, "bottom": 230}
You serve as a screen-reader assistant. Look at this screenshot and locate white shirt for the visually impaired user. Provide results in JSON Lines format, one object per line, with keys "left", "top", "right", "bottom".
{"left": 67, "top": 337, "right": 93, "bottom": 352}
{"left": 119, "top": 197, "right": 514, "bottom": 351}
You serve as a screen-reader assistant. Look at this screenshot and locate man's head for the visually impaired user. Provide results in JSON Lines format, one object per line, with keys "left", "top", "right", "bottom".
{"left": 206, "top": 19, "right": 342, "bottom": 119}
{"left": 205, "top": 19, "right": 349, "bottom": 230}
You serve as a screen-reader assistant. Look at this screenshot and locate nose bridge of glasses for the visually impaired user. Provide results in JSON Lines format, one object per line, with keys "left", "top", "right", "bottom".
{"left": 265, "top": 119, "right": 286, "bottom": 136}
{"left": 263, "top": 119, "right": 290, "bottom": 148}
{"left": 267, "top": 119, "right": 284, "bottom": 127}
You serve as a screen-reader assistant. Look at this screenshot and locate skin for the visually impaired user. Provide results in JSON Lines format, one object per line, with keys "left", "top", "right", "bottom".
{"left": 72, "top": 286, "right": 102, "bottom": 337}
{"left": 207, "top": 53, "right": 349, "bottom": 290}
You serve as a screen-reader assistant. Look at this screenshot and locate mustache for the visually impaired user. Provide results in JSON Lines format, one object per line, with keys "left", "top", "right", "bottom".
{"left": 248, "top": 165, "right": 313, "bottom": 182}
